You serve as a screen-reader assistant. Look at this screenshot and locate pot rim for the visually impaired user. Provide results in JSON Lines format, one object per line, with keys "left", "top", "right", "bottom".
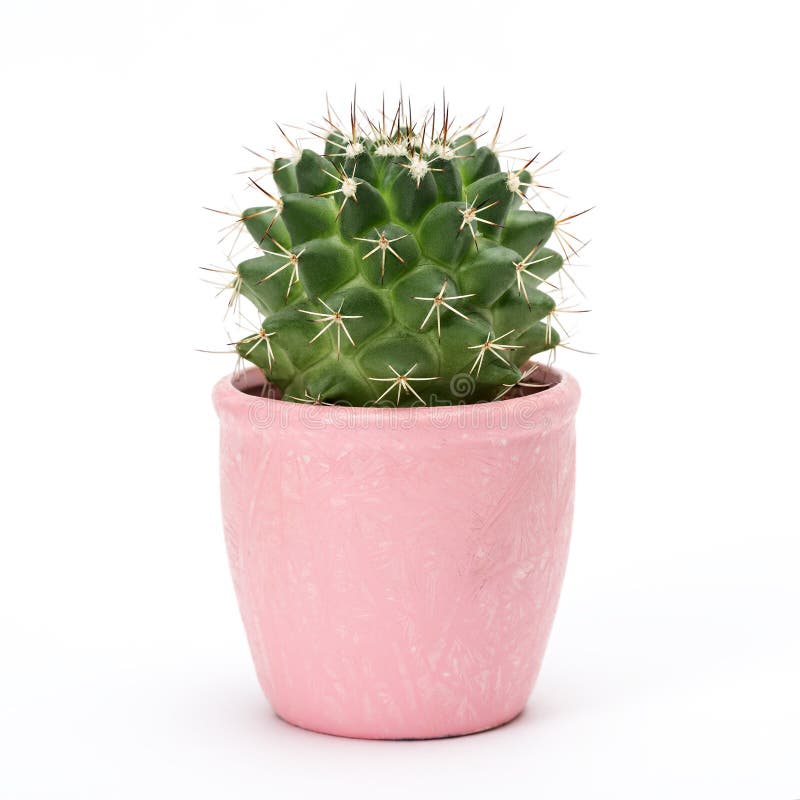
{"left": 213, "top": 360, "right": 580, "bottom": 430}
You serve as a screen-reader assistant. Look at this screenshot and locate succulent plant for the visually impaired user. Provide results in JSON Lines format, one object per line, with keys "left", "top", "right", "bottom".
{"left": 206, "top": 96, "right": 589, "bottom": 406}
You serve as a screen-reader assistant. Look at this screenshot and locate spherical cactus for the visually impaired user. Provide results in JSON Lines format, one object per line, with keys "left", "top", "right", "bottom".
{"left": 210, "top": 97, "right": 588, "bottom": 406}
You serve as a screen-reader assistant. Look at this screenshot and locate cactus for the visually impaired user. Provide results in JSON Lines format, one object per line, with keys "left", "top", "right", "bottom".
{"left": 207, "top": 97, "right": 588, "bottom": 406}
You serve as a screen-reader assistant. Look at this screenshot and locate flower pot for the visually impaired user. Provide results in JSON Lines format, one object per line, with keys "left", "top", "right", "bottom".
{"left": 212, "top": 362, "right": 580, "bottom": 739}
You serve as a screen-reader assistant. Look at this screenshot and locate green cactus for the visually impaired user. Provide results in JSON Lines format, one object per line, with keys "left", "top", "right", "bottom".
{"left": 210, "top": 98, "right": 587, "bottom": 406}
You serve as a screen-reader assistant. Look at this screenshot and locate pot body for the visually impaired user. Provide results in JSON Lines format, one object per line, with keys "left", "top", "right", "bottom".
{"left": 213, "top": 364, "right": 579, "bottom": 739}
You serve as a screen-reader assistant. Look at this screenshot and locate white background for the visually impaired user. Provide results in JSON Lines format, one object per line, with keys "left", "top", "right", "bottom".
{"left": 1, "top": 1, "right": 798, "bottom": 797}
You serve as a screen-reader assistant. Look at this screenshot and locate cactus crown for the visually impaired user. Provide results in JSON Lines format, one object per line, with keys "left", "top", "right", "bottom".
{"left": 206, "top": 95, "right": 589, "bottom": 406}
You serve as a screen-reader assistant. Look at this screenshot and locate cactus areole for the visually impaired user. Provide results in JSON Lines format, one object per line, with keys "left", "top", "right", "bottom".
{"left": 208, "top": 96, "right": 589, "bottom": 406}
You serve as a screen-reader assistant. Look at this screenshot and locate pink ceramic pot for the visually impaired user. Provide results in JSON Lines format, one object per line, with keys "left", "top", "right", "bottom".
{"left": 213, "top": 363, "right": 579, "bottom": 739}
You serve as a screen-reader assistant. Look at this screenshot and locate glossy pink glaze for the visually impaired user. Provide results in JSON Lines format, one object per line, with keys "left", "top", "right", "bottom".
{"left": 213, "top": 363, "right": 579, "bottom": 739}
